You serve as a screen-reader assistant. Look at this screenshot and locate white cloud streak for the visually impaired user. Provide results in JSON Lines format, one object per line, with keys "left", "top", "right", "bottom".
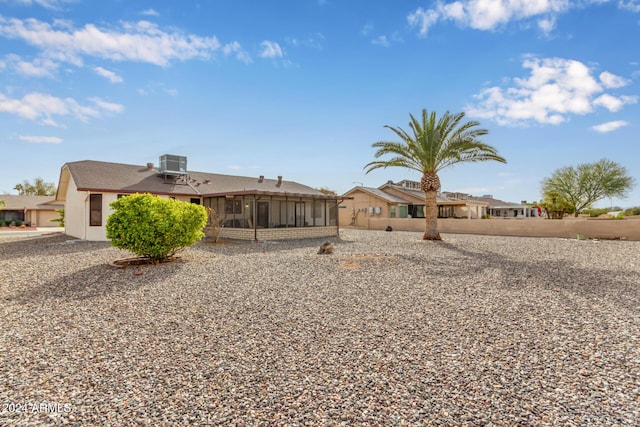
{"left": 93, "top": 66, "right": 123, "bottom": 83}
{"left": 89, "top": 97, "right": 124, "bottom": 113}
{"left": 0, "top": 91, "right": 123, "bottom": 125}
{"left": 591, "top": 120, "right": 629, "bottom": 133}
{"left": 19, "top": 134, "right": 62, "bottom": 143}
{"left": 0, "top": 16, "right": 222, "bottom": 66}
{"left": 467, "top": 57, "right": 638, "bottom": 126}
{"left": 3, "top": 0, "right": 75, "bottom": 9}
{"left": 140, "top": 8, "right": 159, "bottom": 17}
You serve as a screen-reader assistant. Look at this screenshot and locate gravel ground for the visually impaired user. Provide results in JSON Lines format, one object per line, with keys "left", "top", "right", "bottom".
{"left": 1, "top": 229, "right": 639, "bottom": 426}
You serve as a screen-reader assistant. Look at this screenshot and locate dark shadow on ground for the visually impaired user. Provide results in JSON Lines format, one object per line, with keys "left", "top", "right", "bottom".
{"left": 192, "top": 235, "right": 354, "bottom": 256}
{"left": 4, "top": 257, "right": 184, "bottom": 304}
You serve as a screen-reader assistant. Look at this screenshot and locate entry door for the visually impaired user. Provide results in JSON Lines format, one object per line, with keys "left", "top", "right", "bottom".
{"left": 257, "top": 202, "right": 269, "bottom": 228}
{"left": 295, "top": 202, "right": 305, "bottom": 227}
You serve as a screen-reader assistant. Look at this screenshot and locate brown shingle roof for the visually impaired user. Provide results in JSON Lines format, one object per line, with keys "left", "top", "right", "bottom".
{"left": 63, "top": 160, "right": 337, "bottom": 199}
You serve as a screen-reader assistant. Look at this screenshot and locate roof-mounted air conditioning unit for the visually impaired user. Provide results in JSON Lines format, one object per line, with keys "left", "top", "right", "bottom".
{"left": 158, "top": 154, "right": 187, "bottom": 176}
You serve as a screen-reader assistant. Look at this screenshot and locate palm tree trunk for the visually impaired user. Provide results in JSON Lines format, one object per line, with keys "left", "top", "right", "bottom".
{"left": 423, "top": 189, "right": 441, "bottom": 240}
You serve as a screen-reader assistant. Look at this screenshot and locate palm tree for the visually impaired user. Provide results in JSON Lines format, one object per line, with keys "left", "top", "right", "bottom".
{"left": 364, "top": 109, "right": 506, "bottom": 240}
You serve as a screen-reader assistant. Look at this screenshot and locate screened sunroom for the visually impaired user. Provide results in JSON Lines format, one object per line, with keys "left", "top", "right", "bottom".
{"left": 202, "top": 193, "right": 340, "bottom": 240}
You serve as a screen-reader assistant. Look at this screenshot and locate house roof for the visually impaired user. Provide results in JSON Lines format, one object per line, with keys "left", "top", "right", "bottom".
{"left": 343, "top": 186, "right": 408, "bottom": 204}
{"left": 378, "top": 183, "right": 486, "bottom": 205}
{"left": 58, "top": 160, "right": 339, "bottom": 200}
{"left": 0, "top": 195, "right": 63, "bottom": 210}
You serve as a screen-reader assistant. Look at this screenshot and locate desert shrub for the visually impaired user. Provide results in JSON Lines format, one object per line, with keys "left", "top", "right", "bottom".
{"left": 50, "top": 209, "right": 65, "bottom": 227}
{"left": 106, "top": 194, "right": 207, "bottom": 262}
{"left": 582, "top": 208, "right": 610, "bottom": 217}
{"left": 624, "top": 206, "right": 640, "bottom": 216}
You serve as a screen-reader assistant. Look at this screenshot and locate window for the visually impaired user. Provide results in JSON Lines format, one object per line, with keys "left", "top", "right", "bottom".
{"left": 190, "top": 198, "right": 201, "bottom": 205}
{"left": 225, "top": 199, "right": 242, "bottom": 214}
{"left": 390, "top": 206, "right": 396, "bottom": 218}
{"left": 90, "top": 194, "right": 102, "bottom": 226}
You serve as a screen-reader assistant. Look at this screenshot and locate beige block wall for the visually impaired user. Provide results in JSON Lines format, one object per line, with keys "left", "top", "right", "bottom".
{"left": 220, "top": 226, "right": 338, "bottom": 241}
{"left": 358, "top": 217, "right": 640, "bottom": 240}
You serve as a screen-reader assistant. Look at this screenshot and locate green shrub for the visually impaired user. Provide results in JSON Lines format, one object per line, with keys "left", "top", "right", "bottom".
{"left": 50, "top": 209, "right": 65, "bottom": 227}
{"left": 106, "top": 194, "right": 207, "bottom": 262}
{"left": 624, "top": 206, "right": 640, "bottom": 216}
{"left": 14, "top": 220, "right": 22, "bottom": 226}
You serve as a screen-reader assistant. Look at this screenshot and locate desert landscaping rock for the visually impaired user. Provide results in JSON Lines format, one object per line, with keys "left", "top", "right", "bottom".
{"left": 1, "top": 230, "right": 639, "bottom": 425}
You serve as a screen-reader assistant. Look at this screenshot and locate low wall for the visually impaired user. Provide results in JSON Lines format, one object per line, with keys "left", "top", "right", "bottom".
{"left": 360, "top": 217, "right": 640, "bottom": 240}
{"left": 219, "top": 226, "right": 338, "bottom": 241}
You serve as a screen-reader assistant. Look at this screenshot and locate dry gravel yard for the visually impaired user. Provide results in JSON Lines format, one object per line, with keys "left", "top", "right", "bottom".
{"left": 1, "top": 229, "right": 639, "bottom": 426}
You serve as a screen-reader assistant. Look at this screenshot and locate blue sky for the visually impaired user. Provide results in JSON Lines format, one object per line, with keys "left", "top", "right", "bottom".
{"left": 1, "top": 0, "right": 639, "bottom": 207}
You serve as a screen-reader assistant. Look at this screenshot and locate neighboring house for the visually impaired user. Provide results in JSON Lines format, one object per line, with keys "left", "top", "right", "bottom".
{"left": 55, "top": 156, "right": 343, "bottom": 241}
{"left": 448, "top": 193, "right": 540, "bottom": 218}
{"left": 0, "top": 195, "right": 63, "bottom": 226}
{"left": 340, "top": 180, "right": 489, "bottom": 227}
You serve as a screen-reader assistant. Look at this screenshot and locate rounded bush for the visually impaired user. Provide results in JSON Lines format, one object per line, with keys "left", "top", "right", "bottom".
{"left": 106, "top": 194, "right": 207, "bottom": 262}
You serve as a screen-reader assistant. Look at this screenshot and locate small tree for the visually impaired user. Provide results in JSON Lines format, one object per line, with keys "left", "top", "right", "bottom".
{"left": 205, "top": 207, "right": 224, "bottom": 243}
{"left": 106, "top": 194, "right": 207, "bottom": 262}
{"left": 50, "top": 209, "right": 65, "bottom": 227}
{"left": 541, "top": 159, "right": 635, "bottom": 217}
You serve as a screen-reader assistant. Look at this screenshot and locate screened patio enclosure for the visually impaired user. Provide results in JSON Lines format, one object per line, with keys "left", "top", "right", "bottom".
{"left": 202, "top": 194, "right": 340, "bottom": 240}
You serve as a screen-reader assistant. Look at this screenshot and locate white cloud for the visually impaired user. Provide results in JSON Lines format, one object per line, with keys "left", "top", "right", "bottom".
{"left": 619, "top": 0, "right": 640, "bottom": 12}
{"left": 467, "top": 57, "right": 637, "bottom": 125}
{"left": 19, "top": 134, "right": 62, "bottom": 143}
{"left": 371, "top": 35, "right": 390, "bottom": 47}
{"left": 599, "top": 71, "right": 629, "bottom": 88}
{"left": 0, "top": 91, "right": 122, "bottom": 125}
{"left": 223, "top": 41, "right": 252, "bottom": 64}
{"left": 93, "top": 66, "right": 123, "bottom": 83}
{"left": 285, "top": 33, "right": 325, "bottom": 50}
{"left": 537, "top": 16, "right": 556, "bottom": 35}
{"left": 140, "top": 8, "right": 159, "bottom": 17}
{"left": 3, "top": 0, "right": 75, "bottom": 9}
{"left": 89, "top": 97, "right": 124, "bottom": 113}
{"left": 591, "top": 120, "right": 629, "bottom": 133}
{"left": 259, "top": 41, "right": 283, "bottom": 59}
{"left": 135, "top": 81, "right": 179, "bottom": 97}
{"left": 405, "top": 1, "right": 640, "bottom": 36}
{"left": 0, "top": 16, "right": 222, "bottom": 67}
{"left": 15, "top": 57, "right": 58, "bottom": 77}
{"left": 2, "top": 54, "right": 58, "bottom": 77}
{"left": 407, "top": 7, "right": 440, "bottom": 36}
{"left": 593, "top": 94, "right": 638, "bottom": 111}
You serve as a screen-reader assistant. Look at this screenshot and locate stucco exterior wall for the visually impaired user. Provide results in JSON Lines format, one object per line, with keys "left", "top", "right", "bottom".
{"left": 339, "top": 193, "right": 396, "bottom": 227}
{"left": 64, "top": 177, "right": 86, "bottom": 240}
{"left": 356, "top": 217, "right": 640, "bottom": 240}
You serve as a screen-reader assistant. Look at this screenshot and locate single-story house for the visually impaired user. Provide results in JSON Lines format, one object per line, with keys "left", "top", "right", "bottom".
{"left": 448, "top": 193, "right": 540, "bottom": 218}
{"left": 340, "top": 180, "right": 489, "bottom": 227}
{"left": 0, "top": 195, "right": 63, "bottom": 226}
{"left": 55, "top": 156, "right": 343, "bottom": 241}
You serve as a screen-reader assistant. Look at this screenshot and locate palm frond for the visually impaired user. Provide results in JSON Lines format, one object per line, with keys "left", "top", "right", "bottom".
{"left": 365, "top": 108, "right": 506, "bottom": 177}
